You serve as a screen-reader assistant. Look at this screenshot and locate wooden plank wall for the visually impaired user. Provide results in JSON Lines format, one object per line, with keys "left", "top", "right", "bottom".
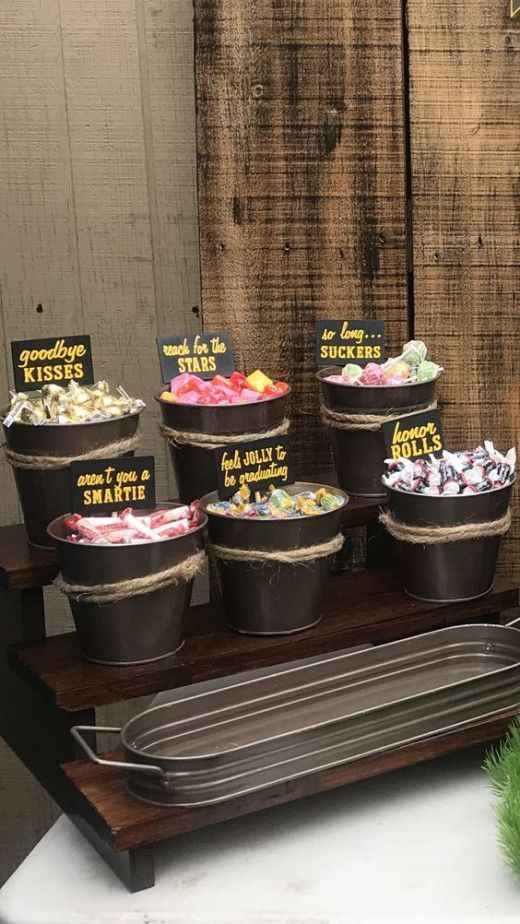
{"left": 195, "top": 0, "right": 409, "bottom": 475}
{"left": 408, "top": 1, "right": 520, "bottom": 577}
{"left": 0, "top": 0, "right": 199, "bottom": 883}
{"left": 0, "top": 0, "right": 200, "bottom": 523}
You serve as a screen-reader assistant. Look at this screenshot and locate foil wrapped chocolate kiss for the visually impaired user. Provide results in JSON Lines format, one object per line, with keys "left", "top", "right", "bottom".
{"left": 3, "top": 381, "right": 145, "bottom": 426}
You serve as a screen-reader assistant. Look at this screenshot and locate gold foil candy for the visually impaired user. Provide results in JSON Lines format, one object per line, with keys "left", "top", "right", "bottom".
{"left": 4, "top": 380, "right": 143, "bottom": 426}
{"left": 103, "top": 403, "right": 125, "bottom": 418}
{"left": 41, "top": 384, "right": 63, "bottom": 399}
{"left": 20, "top": 403, "right": 46, "bottom": 424}
{"left": 67, "top": 405, "right": 92, "bottom": 421}
{"left": 67, "top": 383, "right": 92, "bottom": 405}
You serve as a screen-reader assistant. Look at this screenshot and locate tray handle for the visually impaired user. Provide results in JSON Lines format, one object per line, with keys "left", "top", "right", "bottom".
{"left": 71, "top": 725, "right": 169, "bottom": 784}
{"left": 506, "top": 616, "right": 520, "bottom": 629}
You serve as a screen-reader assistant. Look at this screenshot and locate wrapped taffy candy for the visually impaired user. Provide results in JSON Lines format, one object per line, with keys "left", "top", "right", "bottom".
{"left": 160, "top": 370, "right": 289, "bottom": 406}
{"left": 63, "top": 504, "right": 201, "bottom": 544}
{"left": 3, "top": 381, "right": 144, "bottom": 427}
{"left": 325, "top": 340, "right": 442, "bottom": 387}
{"left": 383, "top": 441, "right": 516, "bottom": 496}
{"left": 206, "top": 484, "right": 345, "bottom": 518}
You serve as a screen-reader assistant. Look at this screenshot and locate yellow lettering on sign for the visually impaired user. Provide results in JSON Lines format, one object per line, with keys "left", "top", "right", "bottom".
{"left": 389, "top": 419, "right": 442, "bottom": 461}
{"left": 82, "top": 485, "right": 148, "bottom": 506}
{"left": 177, "top": 356, "right": 217, "bottom": 374}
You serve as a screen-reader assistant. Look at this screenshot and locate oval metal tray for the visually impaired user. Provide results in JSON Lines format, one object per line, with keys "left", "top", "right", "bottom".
{"left": 72, "top": 624, "right": 520, "bottom": 806}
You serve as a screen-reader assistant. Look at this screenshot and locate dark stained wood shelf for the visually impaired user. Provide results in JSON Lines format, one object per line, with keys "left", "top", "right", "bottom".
{"left": 339, "top": 492, "right": 385, "bottom": 526}
{"left": 0, "top": 525, "right": 58, "bottom": 591}
{"left": 63, "top": 710, "right": 518, "bottom": 853}
{"left": 11, "top": 569, "right": 518, "bottom": 712}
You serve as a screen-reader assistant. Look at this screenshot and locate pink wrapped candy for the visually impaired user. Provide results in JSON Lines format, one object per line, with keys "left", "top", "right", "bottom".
{"left": 63, "top": 504, "right": 201, "bottom": 545}
{"left": 160, "top": 370, "right": 289, "bottom": 406}
{"left": 359, "top": 363, "right": 384, "bottom": 386}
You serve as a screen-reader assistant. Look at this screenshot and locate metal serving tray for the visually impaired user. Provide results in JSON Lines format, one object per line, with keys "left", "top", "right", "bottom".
{"left": 72, "top": 624, "right": 520, "bottom": 806}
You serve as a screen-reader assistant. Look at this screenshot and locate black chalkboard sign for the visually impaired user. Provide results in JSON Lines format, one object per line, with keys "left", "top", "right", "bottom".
{"left": 213, "top": 437, "right": 293, "bottom": 500}
{"left": 315, "top": 319, "right": 385, "bottom": 367}
{"left": 157, "top": 331, "right": 234, "bottom": 381}
{"left": 70, "top": 455, "right": 156, "bottom": 516}
{"left": 11, "top": 335, "right": 94, "bottom": 392}
{"left": 382, "top": 409, "right": 444, "bottom": 462}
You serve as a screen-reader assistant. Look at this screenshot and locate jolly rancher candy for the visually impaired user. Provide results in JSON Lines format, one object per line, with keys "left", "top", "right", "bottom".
{"left": 382, "top": 441, "right": 516, "bottom": 496}
{"left": 160, "top": 370, "right": 289, "bottom": 406}
{"left": 206, "top": 484, "right": 345, "bottom": 518}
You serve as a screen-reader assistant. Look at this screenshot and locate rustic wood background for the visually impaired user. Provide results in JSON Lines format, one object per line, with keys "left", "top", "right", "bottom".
{"left": 0, "top": 0, "right": 518, "bottom": 884}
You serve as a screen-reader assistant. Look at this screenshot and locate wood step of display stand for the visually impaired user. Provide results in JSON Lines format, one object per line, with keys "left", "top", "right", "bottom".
{"left": 62, "top": 710, "right": 518, "bottom": 856}
{"left": 10, "top": 570, "right": 518, "bottom": 712}
{"left": 0, "top": 525, "right": 58, "bottom": 592}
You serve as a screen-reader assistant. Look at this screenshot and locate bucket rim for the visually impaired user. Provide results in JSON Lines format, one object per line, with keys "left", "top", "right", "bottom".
{"left": 46, "top": 501, "right": 208, "bottom": 548}
{"left": 1, "top": 407, "right": 142, "bottom": 431}
{"left": 153, "top": 383, "right": 292, "bottom": 409}
{"left": 383, "top": 474, "right": 515, "bottom": 500}
{"left": 199, "top": 481, "right": 349, "bottom": 521}
{"left": 315, "top": 365, "right": 443, "bottom": 391}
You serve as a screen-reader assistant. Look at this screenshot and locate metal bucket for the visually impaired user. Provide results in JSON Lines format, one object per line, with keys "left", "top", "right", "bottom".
{"left": 155, "top": 388, "right": 290, "bottom": 504}
{"left": 317, "top": 367, "right": 439, "bottom": 497}
{"left": 386, "top": 482, "right": 513, "bottom": 603}
{"left": 3, "top": 411, "right": 141, "bottom": 550}
{"left": 47, "top": 504, "right": 207, "bottom": 665}
{"left": 200, "top": 482, "right": 347, "bottom": 636}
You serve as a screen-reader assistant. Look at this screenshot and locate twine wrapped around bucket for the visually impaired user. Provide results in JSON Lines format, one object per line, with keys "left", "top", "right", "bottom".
{"left": 379, "top": 509, "right": 512, "bottom": 545}
{"left": 321, "top": 401, "right": 438, "bottom": 432}
{"left": 54, "top": 549, "right": 206, "bottom": 604}
{"left": 160, "top": 418, "right": 290, "bottom": 451}
{"left": 209, "top": 532, "right": 344, "bottom": 565}
{"left": 2, "top": 433, "right": 140, "bottom": 471}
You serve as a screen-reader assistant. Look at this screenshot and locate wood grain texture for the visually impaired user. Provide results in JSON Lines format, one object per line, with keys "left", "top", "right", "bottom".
{"left": 62, "top": 712, "right": 518, "bottom": 852}
{"left": 0, "top": 0, "right": 201, "bottom": 522}
{"left": 0, "top": 526, "right": 57, "bottom": 591}
{"left": 0, "top": 0, "right": 81, "bottom": 524}
{"left": 195, "top": 0, "right": 408, "bottom": 474}
{"left": 408, "top": 1, "right": 520, "bottom": 579}
{"left": 0, "top": 0, "right": 200, "bottom": 882}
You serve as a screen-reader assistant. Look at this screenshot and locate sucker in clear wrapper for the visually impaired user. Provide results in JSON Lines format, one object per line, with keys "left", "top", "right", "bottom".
{"left": 325, "top": 339, "right": 443, "bottom": 388}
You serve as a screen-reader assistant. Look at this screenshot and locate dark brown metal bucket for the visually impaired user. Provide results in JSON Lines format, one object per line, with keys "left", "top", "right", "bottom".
{"left": 201, "top": 482, "right": 347, "bottom": 636}
{"left": 317, "top": 367, "right": 439, "bottom": 497}
{"left": 385, "top": 481, "right": 514, "bottom": 603}
{"left": 47, "top": 504, "right": 207, "bottom": 665}
{"left": 155, "top": 388, "right": 290, "bottom": 504}
{"left": 3, "top": 411, "right": 141, "bottom": 550}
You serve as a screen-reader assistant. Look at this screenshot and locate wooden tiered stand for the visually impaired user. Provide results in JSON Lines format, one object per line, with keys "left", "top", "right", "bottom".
{"left": 1, "top": 504, "right": 519, "bottom": 892}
